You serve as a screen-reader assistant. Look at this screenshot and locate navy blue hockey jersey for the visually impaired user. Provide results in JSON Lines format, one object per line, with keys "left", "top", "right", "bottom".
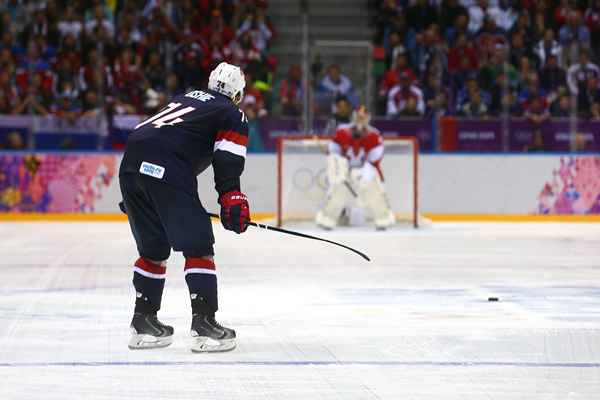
{"left": 119, "top": 89, "right": 249, "bottom": 196}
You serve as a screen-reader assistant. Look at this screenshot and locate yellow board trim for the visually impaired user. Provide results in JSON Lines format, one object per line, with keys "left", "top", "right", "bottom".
{"left": 0, "top": 213, "right": 599, "bottom": 223}
{"left": 425, "top": 214, "right": 600, "bottom": 222}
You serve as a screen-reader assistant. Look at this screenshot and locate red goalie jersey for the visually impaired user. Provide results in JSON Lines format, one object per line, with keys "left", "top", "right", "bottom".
{"left": 328, "top": 123, "right": 385, "bottom": 179}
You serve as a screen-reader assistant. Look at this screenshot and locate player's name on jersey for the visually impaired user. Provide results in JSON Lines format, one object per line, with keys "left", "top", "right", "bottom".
{"left": 185, "top": 90, "right": 215, "bottom": 102}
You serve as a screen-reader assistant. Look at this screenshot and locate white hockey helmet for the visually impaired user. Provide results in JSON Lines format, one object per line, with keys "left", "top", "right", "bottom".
{"left": 208, "top": 62, "right": 246, "bottom": 104}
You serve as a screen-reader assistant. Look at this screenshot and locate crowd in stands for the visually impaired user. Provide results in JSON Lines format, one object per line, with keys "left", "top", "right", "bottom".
{"left": 0, "top": 0, "right": 276, "bottom": 135}
{"left": 371, "top": 0, "right": 600, "bottom": 120}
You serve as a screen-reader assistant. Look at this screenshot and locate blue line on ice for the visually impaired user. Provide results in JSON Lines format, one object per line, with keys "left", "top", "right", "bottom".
{"left": 1, "top": 361, "right": 600, "bottom": 368}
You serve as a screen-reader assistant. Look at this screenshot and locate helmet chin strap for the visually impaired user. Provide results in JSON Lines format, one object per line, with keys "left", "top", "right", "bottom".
{"left": 233, "top": 91, "right": 243, "bottom": 105}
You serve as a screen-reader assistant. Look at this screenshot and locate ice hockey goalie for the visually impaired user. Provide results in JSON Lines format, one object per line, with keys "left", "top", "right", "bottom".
{"left": 315, "top": 106, "right": 396, "bottom": 230}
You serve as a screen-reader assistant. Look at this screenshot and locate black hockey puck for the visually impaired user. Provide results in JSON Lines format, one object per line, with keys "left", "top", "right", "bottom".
{"left": 488, "top": 297, "right": 499, "bottom": 302}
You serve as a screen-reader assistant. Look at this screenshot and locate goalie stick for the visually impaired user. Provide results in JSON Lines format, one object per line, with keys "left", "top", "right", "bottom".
{"left": 207, "top": 213, "right": 371, "bottom": 262}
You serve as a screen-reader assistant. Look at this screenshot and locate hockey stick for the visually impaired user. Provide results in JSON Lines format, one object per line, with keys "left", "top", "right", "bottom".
{"left": 207, "top": 213, "right": 371, "bottom": 262}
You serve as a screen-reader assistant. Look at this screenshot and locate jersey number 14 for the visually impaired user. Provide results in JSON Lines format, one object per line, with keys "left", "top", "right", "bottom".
{"left": 135, "top": 102, "right": 195, "bottom": 130}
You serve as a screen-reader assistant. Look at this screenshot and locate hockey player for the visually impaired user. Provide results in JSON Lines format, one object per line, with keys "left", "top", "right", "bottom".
{"left": 315, "top": 106, "right": 396, "bottom": 230}
{"left": 119, "top": 62, "right": 249, "bottom": 352}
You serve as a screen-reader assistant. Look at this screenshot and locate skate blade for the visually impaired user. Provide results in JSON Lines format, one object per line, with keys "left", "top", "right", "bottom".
{"left": 190, "top": 336, "right": 236, "bottom": 353}
{"left": 128, "top": 333, "right": 173, "bottom": 350}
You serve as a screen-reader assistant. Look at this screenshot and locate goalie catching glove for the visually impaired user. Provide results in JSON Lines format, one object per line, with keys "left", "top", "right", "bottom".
{"left": 218, "top": 191, "right": 250, "bottom": 233}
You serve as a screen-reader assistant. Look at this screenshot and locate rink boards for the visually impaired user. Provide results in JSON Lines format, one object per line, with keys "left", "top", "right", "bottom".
{"left": 0, "top": 152, "right": 599, "bottom": 217}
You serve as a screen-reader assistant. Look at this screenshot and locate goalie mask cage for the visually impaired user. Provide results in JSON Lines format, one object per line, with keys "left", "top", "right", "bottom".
{"left": 277, "top": 136, "right": 419, "bottom": 228}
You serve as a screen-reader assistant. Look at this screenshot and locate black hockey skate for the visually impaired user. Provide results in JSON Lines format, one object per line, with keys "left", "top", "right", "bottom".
{"left": 190, "top": 314, "right": 236, "bottom": 352}
{"left": 128, "top": 312, "right": 174, "bottom": 349}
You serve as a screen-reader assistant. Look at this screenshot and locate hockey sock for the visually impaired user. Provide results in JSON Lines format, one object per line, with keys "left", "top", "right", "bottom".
{"left": 132, "top": 258, "right": 167, "bottom": 314}
{"left": 184, "top": 257, "right": 218, "bottom": 315}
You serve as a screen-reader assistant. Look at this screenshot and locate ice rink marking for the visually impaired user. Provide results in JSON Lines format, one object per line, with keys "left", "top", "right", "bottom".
{"left": 2, "top": 360, "right": 600, "bottom": 368}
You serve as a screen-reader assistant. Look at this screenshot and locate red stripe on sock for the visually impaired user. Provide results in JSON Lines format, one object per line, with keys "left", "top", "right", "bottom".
{"left": 184, "top": 257, "right": 216, "bottom": 270}
{"left": 134, "top": 258, "right": 166, "bottom": 275}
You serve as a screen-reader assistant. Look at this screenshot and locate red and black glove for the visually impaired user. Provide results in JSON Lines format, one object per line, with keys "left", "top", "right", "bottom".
{"left": 218, "top": 191, "right": 250, "bottom": 234}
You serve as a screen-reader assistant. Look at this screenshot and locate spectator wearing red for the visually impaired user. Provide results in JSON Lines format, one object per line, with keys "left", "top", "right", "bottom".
{"left": 78, "top": 49, "right": 113, "bottom": 94}
{"left": 379, "top": 51, "right": 416, "bottom": 101}
{"left": 448, "top": 32, "right": 478, "bottom": 73}
{"left": 201, "top": 10, "right": 235, "bottom": 46}
{"left": 15, "top": 42, "right": 53, "bottom": 96}
{"left": 231, "top": 30, "right": 261, "bottom": 70}
{"left": 386, "top": 72, "right": 425, "bottom": 117}
{"left": 554, "top": 0, "right": 571, "bottom": 28}
{"left": 279, "top": 64, "right": 303, "bottom": 116}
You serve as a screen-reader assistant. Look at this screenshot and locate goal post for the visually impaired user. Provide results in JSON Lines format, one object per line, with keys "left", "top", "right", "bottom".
{"left": 277, "top": 136, "right": 419, "bottom": 228}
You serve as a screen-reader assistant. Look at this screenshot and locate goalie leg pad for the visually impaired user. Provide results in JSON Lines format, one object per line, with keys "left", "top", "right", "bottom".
{"left": 316, "top": 182, "right": 352, "bottom": 229}
{"left": 353, "top": 177, "right": 396, "bottom": 229}
{"left": 327, "top": 154, "right": 350, "bottom": 184}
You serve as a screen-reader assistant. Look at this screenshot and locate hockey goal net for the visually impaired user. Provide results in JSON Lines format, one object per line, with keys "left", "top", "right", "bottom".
{"left": 277, "top": 136, "right": 419, "bottom": 228}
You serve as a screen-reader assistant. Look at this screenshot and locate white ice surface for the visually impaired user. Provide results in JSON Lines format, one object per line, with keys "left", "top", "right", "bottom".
{"left": 1, "top": 221, "right": 600, "bottom": 399}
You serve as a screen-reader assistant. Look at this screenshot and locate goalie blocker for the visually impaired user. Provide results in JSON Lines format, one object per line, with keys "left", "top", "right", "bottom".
{"left": 315, "top": 106, "right": 396, "bottom": 230}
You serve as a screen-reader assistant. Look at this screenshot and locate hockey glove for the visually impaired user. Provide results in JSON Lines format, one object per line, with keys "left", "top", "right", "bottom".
{"left": 218, "top": 191, "right": 250, "bottom": 234}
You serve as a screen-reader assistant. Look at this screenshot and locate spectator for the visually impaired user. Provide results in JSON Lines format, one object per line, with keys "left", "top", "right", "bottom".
{"left": 448, "top": 32, "right": 477, "bottom": 73}
{"left": 488, "top": 0, "right": 518, "bottom": 32}
{"left": 319, "top": 64, "right": 357, "bottom": 105}
{"left": 12, "top": 75, "right": 50, "bottom": 116}
{"left": 406, "top": 0, "right": 439, "bottom": 32}
{"left": 586, "top": 0, "right": 600, "bottom": 60}
{"left": 237, "top": 9, "right": 272, "bottom": 54}
{"left": 540, "top": 54, "right": 567, "bottom": 101}
{"left": 380, "top": 51, "right": 417, "bottom": 100}
{"left": 476, "top": 17, "right": 508, "bottom": 62}
{"left": 456, "top": 76, "right": 491, "bottom": 109}
{"left": 550, "top": 94, "right": 573, "bottom": 117}
{"left": 524, "top": 96, "right": 550, "bottom": 129}
{"left": 510, "top": 31, "right": 533, "bottom": 68}
{"left": 324, "top": 97, "right": 353, "bottom": 134}
{"left": 459, "top": 88, "right": 489, "bottom": 117}
{"left": 440, "top": 0, "right": 468, "bottom": 33}
{"left": 201, "top": 9, "right": 235, "bottom": 46}
{"left": 467, "top": 0, "right": 491, "bottom": 35}
{"left": 0, "top": 92, "right": 12, "bottom": 114}
{"left": 554, "top": 0, "right": 571, "bottom": 28}
{"left": 566, "top": 48, "right": 600, "bottom": 95}
{"left": 385, "top": 31, "right": 407, "bottom": 69}
{"left": 231, "top": 30, "right": 262, "bottom": 71}
{"left": 78, "top": 49, "right": 113, "bottom": 94}
{"left": 145, "top": 51, "right": 167, "bottom": 92}
{"left": 534, "top": 29, "right": 563, "bottom": 68}
{"left": 386, "top": 72, "right": 425, "bottom": 117}
{"left": 559, "top": 10, "right": 591, "bottom": 65}
{"left": 576, "top": 76, "right": 600, "bottom": 117}
{"left": 519, "top": 73, "right": 546, "bottom": 108}
{"left": 2, "top": 131, "right": 26, "bottom": 150}
{"left": 57, "top": 6, "right": 83, "bottom": 39}
{"left": 241, "top": 73, "right": 267, "bottom": 119}
{"left": 423, "top": 73, "right": 452, "bottom": 115}
{"left": 412, "top": 25, "right": 448, "bottom": 77}
{"left": 444, "top": 12, "right": 469, "bottom": 45}
{"left": 279, "top": 65, "right": 303, "bottom": 116}
{"left": 84, "top": 5, "right": 114, "bottom": 36}
{"left": 82, "top": 90, "right": 102, "bottom": 116}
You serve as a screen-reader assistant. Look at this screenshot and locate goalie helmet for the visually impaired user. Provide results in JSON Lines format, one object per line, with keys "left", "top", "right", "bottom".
{"left": 208, "top": 62, "right": 246, "bottom": 105}
{"left": 351, "top": 105, "right": 371, "bottom": 133}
